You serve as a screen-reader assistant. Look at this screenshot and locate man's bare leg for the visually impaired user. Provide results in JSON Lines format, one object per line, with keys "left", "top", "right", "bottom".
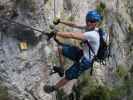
{"left": 55, "top": 78, "right": 69, "bottom": 88}
{"left": 53, "top": 46, "right": 65, "bottom": 77}
{"left": 58, "top": 46, "right": 65, "bottom": 67}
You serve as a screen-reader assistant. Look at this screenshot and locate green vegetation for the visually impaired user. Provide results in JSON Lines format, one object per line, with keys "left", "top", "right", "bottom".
{"left": 126, "top": 24, "right": 133, "bottom": 53}
{"left": 56, "top": 89, "right": 67, "bottom": 100}
{"left": 0, "top": 83, "right": 9, "bottom": 100}
{"left": 82, "top": 86, "right": 111, "bottom": 100}
{"left": 96, "top": 2, "right": 107, "bottom": 25}
{"left": 78, "top": 75, "right": 111, "bottom": 100}
{"left": 130, "top": 65, "right": 133, "bottom": 75}
{"left": 67, "top": 16, "right": 75, "bottom": 21}
{"left": 127, "top": 24, "right": 133, "bottom": 41}
{"left": 68, "top": 69, "right": 133, "bottom": 100}
{"left": 128, "top": 24, "right": 133, "bottom": 32}
{"left": 60, "top": 9, "right": 75, "bottom": 21}
{"left": 96, "top": 2, "right": 106, "bottom": 14}
{"left": 115, "top": 64, "right": 128, "bottom": 79}
{"left": 111, "top": 75, "right": 133, "bottom": 100}
{"left": 72, "top": 73, "right": 102, "bottom": 100}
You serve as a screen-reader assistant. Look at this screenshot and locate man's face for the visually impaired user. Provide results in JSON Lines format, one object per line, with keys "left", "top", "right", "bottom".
{"left": 86, "top": 21, "right": 97, "bottom": 30}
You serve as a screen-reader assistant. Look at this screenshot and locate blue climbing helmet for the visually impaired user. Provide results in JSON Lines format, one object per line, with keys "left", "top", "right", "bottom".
{"left": 86, "top": 10, "right": 103, "bottom": 22}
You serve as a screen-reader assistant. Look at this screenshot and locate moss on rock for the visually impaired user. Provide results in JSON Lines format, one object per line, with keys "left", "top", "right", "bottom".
{"left": 0, "top": 84, "right": 9, "bottom": 100}
{"left": 115, "top": 65, "right": 128, "bottom": 79}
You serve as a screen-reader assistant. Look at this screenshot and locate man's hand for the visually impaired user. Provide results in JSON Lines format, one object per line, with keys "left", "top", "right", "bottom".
{"left": 45, "top": 29, "right": 58, "bottom": 41}
{"left": 46, "top": 32, "right": 55, "bottom": 40}
{"left": 53, "top": 18, "right": 60, "bottom": 25}
{"left": 53, "top": 18, "right": 85, "bottom": 29}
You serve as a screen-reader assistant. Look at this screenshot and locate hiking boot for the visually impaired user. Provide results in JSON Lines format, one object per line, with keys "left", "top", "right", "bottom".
{"left": 53, "top": 66, "right": 64, "bottom": 77}
{"left": 43, "top": 85, "right": 57, "bottom": 93}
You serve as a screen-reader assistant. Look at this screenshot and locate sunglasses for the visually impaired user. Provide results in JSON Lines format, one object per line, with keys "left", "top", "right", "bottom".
{"left": 86, "top": 19, "right": 97, "bottom": 23}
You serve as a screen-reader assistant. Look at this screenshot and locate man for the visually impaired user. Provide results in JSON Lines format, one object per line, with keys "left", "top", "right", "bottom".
{"left": 44, "top": 10, "right": 103, "bottom": 93}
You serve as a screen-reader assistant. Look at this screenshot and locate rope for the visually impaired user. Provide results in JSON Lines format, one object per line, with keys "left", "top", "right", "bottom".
{"left": 0, "top": 17, "right": 43, "bottom": 33}
{"left": 54, "top": 0, "right": 56, "bottom": 18}
{"left": 53, "top": 0, "right": 64, "bottom": 67}
{"left": 107, "top": 12, "right": 118, "bottom": 68}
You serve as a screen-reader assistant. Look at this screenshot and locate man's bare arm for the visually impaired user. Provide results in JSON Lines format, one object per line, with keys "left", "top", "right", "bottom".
{"left": 56, "top": 32, "right": 85, "bottom": 40}
{"left": 60, "top": 20, "right": 86, "bottom": 29}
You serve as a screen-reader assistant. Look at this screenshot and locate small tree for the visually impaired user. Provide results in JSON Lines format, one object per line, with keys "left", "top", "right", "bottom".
{"left": 96, "top": 2, "right": 106, "bottom": 15}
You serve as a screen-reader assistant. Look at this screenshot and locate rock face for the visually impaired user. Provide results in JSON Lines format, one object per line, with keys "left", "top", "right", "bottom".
{"left": 0, "top": 0, "right": 132, "bottom": 100}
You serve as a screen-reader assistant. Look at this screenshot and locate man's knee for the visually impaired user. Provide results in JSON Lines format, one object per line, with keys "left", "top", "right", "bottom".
{"left": 54, "top": 45, "right": 63, "bottom": 55}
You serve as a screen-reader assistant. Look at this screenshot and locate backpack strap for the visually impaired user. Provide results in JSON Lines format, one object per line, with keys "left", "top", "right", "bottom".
{"left": 84, "top": 40, "right": 95, "bottom": 55}
{"left": 83, "top": 40, "right": 95, "bottom": 76}
{"left": 84, "top": 29, "right": 100, "bottom": 75}
{"left": 84, "top": 28, "right": 100, "bottom": 56}
{"left": 90, "top": 58, "right": 94, "bottom": 75}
